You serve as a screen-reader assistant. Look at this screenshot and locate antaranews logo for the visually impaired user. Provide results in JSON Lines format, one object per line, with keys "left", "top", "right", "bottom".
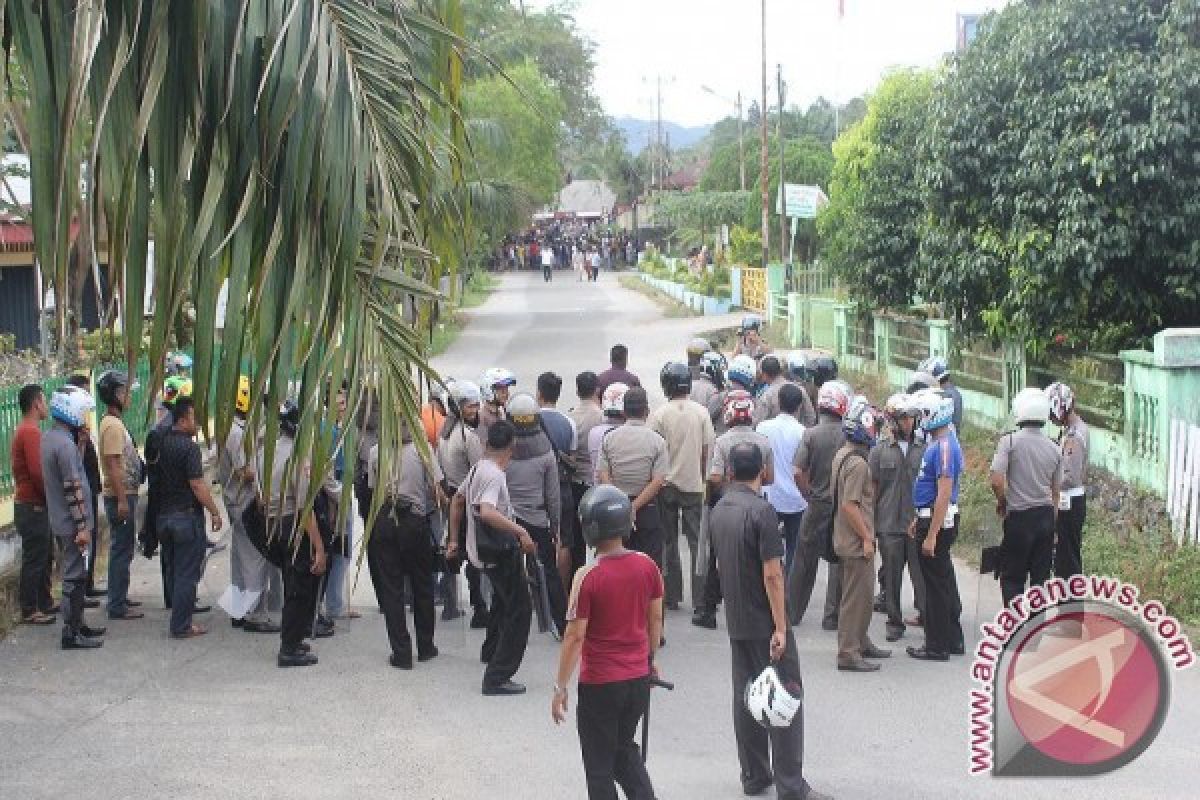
{"left": 968, "top": 575, "right": 1194, "bottom": 777}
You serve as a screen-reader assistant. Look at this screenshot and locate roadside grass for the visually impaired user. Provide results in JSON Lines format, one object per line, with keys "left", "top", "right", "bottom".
{"left": 430, "top": 272, "right": 499, "bottom": 356}
{"left": 840, "top": 365, "right": 1200, "bottom": 626}
{"left": 618, "top": 275, "right": 699, "bottom": 318}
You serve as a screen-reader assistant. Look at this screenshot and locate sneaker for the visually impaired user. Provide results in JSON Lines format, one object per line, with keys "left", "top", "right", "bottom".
{"left": 278, "top": 649, "right": 319, "bottom": 668}
{"left": 482, "top": 681, "right": 526, "bottom": 696}
{"left": 61, "top": 632, "right": 104, "bottom": 650}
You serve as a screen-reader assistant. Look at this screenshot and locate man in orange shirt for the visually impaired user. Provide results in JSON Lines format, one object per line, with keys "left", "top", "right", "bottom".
{"left": 421, "top": 386, "right": 449, "bottom": 447}
{"left": 12, "top": 384, "right": 55, "bottom": 625}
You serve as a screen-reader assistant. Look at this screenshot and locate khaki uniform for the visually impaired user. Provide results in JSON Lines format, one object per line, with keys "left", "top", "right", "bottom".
{"left": 753, "top": 378, "right": 817, "bottom": 428}
{"left": 1055, "top": 418, "right": 1090, "bottom": 579}
{"left": 869, "top": 437, "right": 927, "bottom": 635}
{"left": 596, "top": 419, "right": 669, "bottom": 564}
{"left": 831, "top": 443, "right": 877, "bottom": 665}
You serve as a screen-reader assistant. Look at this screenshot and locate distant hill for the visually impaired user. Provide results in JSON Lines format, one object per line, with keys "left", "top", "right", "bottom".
{"left": 615, "top": 116, "right": 712, "bottom": 154}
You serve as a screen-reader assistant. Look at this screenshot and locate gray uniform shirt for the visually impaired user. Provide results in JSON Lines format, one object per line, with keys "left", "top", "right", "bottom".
{"left": 690, "top": 375, "right": 720, "bottom": 414}
{"left": 370, "top": 442, "right": 443, "bottom": 516}
{"left": 462, "top": 458, "right": 514, "bottom": 569}
{"left": 710, "top": 483, "right": 784, "bottom": 640}
{"left": 868, "top": 437, "right": 926, "bottom": 535}
{"left": 42, "top": 425, "right": 93, "bottom": 538}
{"left": 506, "top": 440, "right": 561, "bottom": 532}
{"left": 595, "top": 419, "right": 668, "bottom": 497}
{"left": 753, "top": 378, "right": 817, "bottom": 428}
{"left": 219, "top": 419, "right": 257, "bottom": 512}
{"left": 709, "top": 426, "right": 774, "bottom": 481}
{"left": 792, "top": 415, "right": 846, "bottom": 504}
{"left": 437, "top": 420, "right": 483, "bottom": 491}
{"left": 990, "top": 428, "right": 1063, "bottom": 512}
{"left": 1061, "top": 418, "right": 1090, "bottom": 491}
{"left": 567, "top": 402, "right": 605, "bottom": 485}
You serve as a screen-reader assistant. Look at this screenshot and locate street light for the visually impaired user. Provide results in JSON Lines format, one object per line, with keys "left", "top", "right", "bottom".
{"left": 700, "top": 85, "right": 746, "bottom": 191}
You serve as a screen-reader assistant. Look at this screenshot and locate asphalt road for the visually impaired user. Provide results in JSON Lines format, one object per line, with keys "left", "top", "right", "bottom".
{"left": 1, "top": 271, "right": 1196, "bottom": 800}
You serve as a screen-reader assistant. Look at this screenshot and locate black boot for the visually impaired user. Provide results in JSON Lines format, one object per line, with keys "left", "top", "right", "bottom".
{"left": 62, "top": 630, "right": 104, "bottom": 650}
{"left": 278, "top": 647, "right": 318, "bottom": 667}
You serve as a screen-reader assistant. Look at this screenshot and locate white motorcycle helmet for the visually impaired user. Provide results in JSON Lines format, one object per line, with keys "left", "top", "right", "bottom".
{"left": 1012, "top": 387, "right": 1051, "bottom": 426}
{"left": 601, "top": 382, "right": 629, "bottom": 417}
{"left": 744, "top": 665, "right": 802, "bottom": 729}
{"left": 50, "top": 385, "right": 96, "bottom": 429}
{"left": 479, "top": 367, "right": 516, "bottom": 404}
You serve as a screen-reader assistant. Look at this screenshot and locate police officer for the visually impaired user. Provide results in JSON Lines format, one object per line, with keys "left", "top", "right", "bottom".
{"left": 564, "top": 372, "right": 605, "bottom": 587}
{"left": 785, "top": 380, "right": 852, "bottom": 629}
{"left": 1046, "top": 382, "right": 1089, "bottom": 579}
{"left": 919, "top": 357, "right": 964, "bottom": 431}
{"left": 754, "top": 354, "right": 816, "bottom": 427}
{"left": 714, "top": 355, "right": 757, "bottom": 436}
{"left": 833, "top": 398, "right": 891, "bottom": 672}
{"left": 507, "top": 393, "right": 566, "bottom": 631}
{"left": 437, "top": 380, "right": 487, "bottom": 626}
{"left": 908, "top": 389, "right": 965, "bottom": 661}
{"left": 693, "top": 390, "right": 774, "bottom": 630}
{"left": 870, "top": 393, "right": 926, "bottom": 642}
{"left": 368, "top": 425, "right": 444, "bottom": 668}
{"left": 735, "top": 315, "right": 771, "bottom": 359}
{"left": 551, "top": 485, "right": 664, "bottom": 800}
{"left": 686, "top": 337, "right": 712, "bottom": 380}
{"left": 989, "top": 388, "right": 1062, "bottom": 608}
{"left": 596, "top": 387, "right": 669, "bottom": 566}
{"left": 478, "top": 367, "right": 517, "bottom": 443}
{"left": 588, "top": 383, "right": 629, "bottom": 481}
{"left": 691, "top": 350, "right": 723, "bottom": 415}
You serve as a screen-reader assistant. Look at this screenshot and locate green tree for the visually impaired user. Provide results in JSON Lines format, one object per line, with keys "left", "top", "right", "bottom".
{"left": 819, "top": 69, "right": 935, "bottom": 309}
{"left": 920, "top": 0, "right": 1200, "bottom": 349}
{"left": 465, "top": 61, "right": 566, "bottom": 208}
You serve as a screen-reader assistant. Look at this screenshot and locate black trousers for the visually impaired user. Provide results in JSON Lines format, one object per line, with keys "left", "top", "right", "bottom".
{"left": 700, "top": 547, "right": 722, "bottom": 613}
{"left": 628, "top": 500, "right": 664, "bottom": 569}
{"left": 878, "top": 532, "right": 911, "bottom": 634}
{"left": 85, "top": 494, "right": 99, "bottom": 592}
{"left": 563, "top": 482, "right": 590, "bottom": 583}
{"left": 368, "top": 502, "right": 436, "bottom": 660}
{"left": 481, "top": 551, "right": 532, "bottom": 688}
{"left": 785, "top": 499, "right": 840, "bottom": 627}
{"left": 1000, "top": 506, "right": 1055, "bottom": 608}
{"left": 15, "top": 502, "right": 54, "bottom": 616}
{"left": 577, "top": 677, "right": 656, "bottom": 800}
{"left": 730, "top": 631, "right": 810, "bottom": 800}
{"left": 1054, "top": 495, "right": 1086, "bottom": 579}
{"left": 914, "top": 518, "right": 963, "bottom": 655}
{"left": 520, "top": 518, "right": 567, "bottom": 632}
{"left": 279, "top": 516, "right": 321, "bottom": 651}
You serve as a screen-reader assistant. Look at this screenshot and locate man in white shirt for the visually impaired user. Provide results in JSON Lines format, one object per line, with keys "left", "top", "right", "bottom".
{"left": 756, "top": 384, "right": 809, "bottom": 573}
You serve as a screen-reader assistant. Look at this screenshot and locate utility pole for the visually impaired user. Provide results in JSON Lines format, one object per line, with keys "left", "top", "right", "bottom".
{"left": 656, "top": 75, "right": 664, "bottom": 191}
{"left": 777, "top": 64, "right": 788, "bottom": 264}
{"left": 737, "top": 91, "right": 746, "bottom": 191}
{"left": 759, "top": 0, "right": 770, "bottom": 270}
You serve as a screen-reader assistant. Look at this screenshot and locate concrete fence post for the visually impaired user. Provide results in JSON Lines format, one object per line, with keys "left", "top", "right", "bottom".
{"left": 874, "top": 314, "right": 893, "bottom": 375}
{"left": 731, "top": 267, "right": 743, "bottom": 308}
{"left": 833, "top": 303, "right": 852, "bottom": 359}
{"left": 787, "top": 293, "right": 802, "bottom": 348}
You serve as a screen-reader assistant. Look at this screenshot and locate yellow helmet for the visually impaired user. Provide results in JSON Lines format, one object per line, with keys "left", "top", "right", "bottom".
{"left": 236, "top": 375, "right": 252, "bottom": 414}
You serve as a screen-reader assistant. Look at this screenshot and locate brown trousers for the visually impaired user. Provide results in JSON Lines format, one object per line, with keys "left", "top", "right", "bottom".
{"left": 837, "top": 554, "right": 875, "bottom": 665}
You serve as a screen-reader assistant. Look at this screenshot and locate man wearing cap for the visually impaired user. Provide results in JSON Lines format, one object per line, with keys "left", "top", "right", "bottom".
{"left": 506, "top": 392, "right": 566, "bottom": 631}
{"left": 596, "top": 387, "right": 669, "bottom": 567}
{"left": 709, "top": 443, "right": 827, "bottom": 800}
{"left": 551, "top": 485, "right": 664, "bottom": 799}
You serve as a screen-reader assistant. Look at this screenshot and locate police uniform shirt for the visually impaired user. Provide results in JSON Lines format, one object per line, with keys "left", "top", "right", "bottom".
{"left": 371, "top": 442, "right": 444, "bottom": 516}
{"left": 690, "top": 374, "right": 720, "bottom": 413}
{"left": 709, "top": 483, "right": 784, "bottom": 640}
{"left": 868, "top": 436, "right": 925, "bottom": 535}
{"left": 708, "top": 427, "right": 774, "bottom": 481}
{"left": 595, "top": 419, "right": 668, "bottom": 497}
{"left": 791, "top": 415, "right": 846, "bottom": 504}
{"left": 568, "top": 402, "right": 605, "bottom": 485}
{"left": 462, "top": 458, "right": 514, "bottom": 569}
{"left": 990, "top": 428, "right": 1062, "bottom": 512}
{"left": 1061, "top": 418, "right": 1090, "bottom": 491}
{"left": 831, "top": 443, "right": 874, "bottom": 559}
{"left": 649, "top": 397, "right": 716, "bottom": 494}
{"left": 708, "top": 389, "right": 730, "bottom": 436}
{"left": 436, "top": 419, "right": 483, "bottom": 492}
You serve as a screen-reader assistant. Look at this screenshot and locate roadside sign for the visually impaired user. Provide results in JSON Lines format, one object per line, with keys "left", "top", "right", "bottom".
{"left": 777, "top": 184, "right": 828, "bottom": 219}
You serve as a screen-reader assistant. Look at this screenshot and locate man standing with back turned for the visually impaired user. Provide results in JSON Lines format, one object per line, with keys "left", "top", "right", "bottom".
{"left": 552, "top": 484, "right": 664, "bottom": 800}
{"left": 710, "top": 444, "right": 829, "bottom": 800}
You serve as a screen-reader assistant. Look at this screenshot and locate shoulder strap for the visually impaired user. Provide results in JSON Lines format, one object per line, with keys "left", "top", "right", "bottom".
{"left": 832, "top": 451, "right": 867, "bottom": 513}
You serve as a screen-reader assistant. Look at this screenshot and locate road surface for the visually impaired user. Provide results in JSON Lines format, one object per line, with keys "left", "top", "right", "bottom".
{"left": 1, "top": 272, "right": 1195, "bottom": 799}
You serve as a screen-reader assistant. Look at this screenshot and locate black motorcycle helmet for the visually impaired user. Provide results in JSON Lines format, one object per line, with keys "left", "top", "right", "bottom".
{"left": 809, "top": 354, "right": 838, "bottom": 388}
{"left": 659, "top": 361, "right": 693, "bottom": 398}
{"left": 280, "top": 401, "right": 301, "bottom": 437}
{"left": 96, "top": 370, "right": 130, "bottom": 409}
{"left": 578, "top": 484, "right": 633, "bottom": 547}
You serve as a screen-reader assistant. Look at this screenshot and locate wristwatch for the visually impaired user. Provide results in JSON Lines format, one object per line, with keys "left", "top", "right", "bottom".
{"left": 552, "top": 684, "right": 567, "bottom": 695}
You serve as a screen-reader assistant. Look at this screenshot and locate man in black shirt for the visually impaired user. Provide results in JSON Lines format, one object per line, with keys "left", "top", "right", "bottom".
{"left": 155, "top": 397, "right": 223, "bottom": 638}
{"left": 710, "top": 444, "right": 828, "bottom": 800}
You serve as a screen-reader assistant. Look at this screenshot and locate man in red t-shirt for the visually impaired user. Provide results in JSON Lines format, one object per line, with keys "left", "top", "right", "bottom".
{"left": 11, "top": 384, "right": 56, "bottom": 624}
{"left": 552, "top": 484, "right": 663, "bottom": 800}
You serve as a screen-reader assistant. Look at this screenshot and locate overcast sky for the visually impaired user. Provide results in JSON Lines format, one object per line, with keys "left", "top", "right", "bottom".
{"left": 524, "top": 0, "right": 1011, "bottom": 127}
